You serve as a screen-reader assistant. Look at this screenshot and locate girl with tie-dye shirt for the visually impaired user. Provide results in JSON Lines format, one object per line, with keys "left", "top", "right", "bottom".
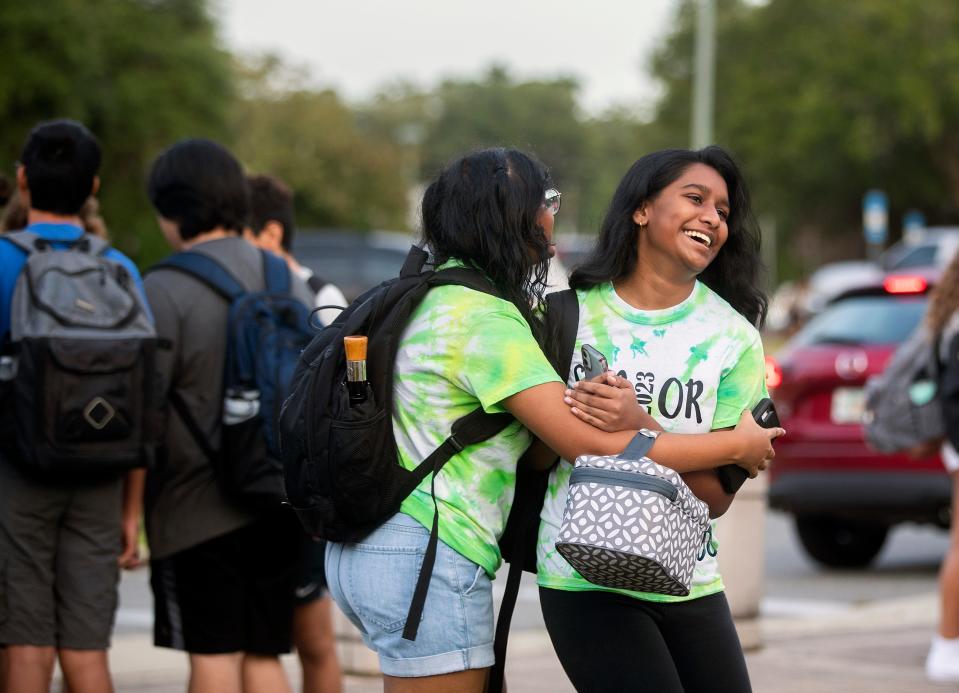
{"left": 323, "top": 148, "right": 781, "bottom": 693}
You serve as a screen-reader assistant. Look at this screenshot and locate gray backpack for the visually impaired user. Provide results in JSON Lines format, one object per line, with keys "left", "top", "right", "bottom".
{"left": 0, "top": 231, "right": 157, "bottom": 479}
{"left": 555, "top": 432, "right": 714, "bottom": 596}
{"left": 863, "top": 324, "right": 944, "bottom": 453}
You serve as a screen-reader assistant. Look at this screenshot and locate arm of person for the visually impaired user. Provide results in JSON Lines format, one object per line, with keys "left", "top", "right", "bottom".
{"left": 565, "top": 336, "right": 777, "bottom": 515}
{"left": 681, "top": 424, "right": 743, "bottom": 518}
{"left": 119, "top": 468, "right": 145, "bottom": 569}
{"left": 502, "top": 380, "right": 779, "bottom": 476}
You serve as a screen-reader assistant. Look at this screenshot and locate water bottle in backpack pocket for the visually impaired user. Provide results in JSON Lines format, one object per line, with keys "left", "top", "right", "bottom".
{"left": 0, "top": 231, "right": 157, "bottom": 480}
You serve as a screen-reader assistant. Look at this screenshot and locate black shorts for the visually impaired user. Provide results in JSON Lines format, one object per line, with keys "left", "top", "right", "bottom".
{"left": 151, "top": 509, "right": 300, "bottom": 655}
{"left": 294, "top": 536, "right": 328, "bottom": 604}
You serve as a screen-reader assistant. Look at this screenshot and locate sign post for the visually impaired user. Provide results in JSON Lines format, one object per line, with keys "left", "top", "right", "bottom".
{"left": 902, "top": 209, "right": 926, "bottom": 245}
{"left": 863, "top": 190, "right": 888, "bottom": 262}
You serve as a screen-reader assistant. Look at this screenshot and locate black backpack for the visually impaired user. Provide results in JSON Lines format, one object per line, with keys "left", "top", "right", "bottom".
{"left": 0, "top": 232, "right": 158, "bottom": 480}
{"left": 280, "top": 246, "right": 516, "bottom": 640}
{"left": 150, "top": 249, "right": 314, "bottom": 509}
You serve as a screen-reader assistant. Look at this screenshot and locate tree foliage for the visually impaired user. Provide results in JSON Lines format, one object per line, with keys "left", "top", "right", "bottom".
{"left": 362, "top": 66, "right": 657, "bottom": 234}
{"left": 233, "top": 57, "right": 408, "bottom": 231}
{"left": 650, "top": 0, "right": 959, "bottom": 274}
{"left": 0, "top": 0, "right": 234, "bottom": 264}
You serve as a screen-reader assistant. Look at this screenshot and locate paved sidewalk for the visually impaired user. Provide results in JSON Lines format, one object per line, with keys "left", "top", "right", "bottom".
{"left": 93, "top": 591, "right": 951, "bottom": 692}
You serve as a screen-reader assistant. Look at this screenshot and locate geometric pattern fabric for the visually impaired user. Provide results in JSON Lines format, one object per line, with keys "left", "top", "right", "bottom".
{"left": 556, "top": 454, "right": 711, "bottom": 596}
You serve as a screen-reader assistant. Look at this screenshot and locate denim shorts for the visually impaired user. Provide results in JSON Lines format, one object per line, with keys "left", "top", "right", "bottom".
{"left": 325, "top": 512, "right": 495, "bottom": 677}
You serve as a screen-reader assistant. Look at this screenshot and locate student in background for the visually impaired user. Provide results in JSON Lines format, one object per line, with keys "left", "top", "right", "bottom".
{"left": 144, "top": 140, "right": 313, "bottom": 693}
{"left": 245, "top": 174, "right": 347, "bottom": 328}
{"left": 245, "top": 172, "right": 343, "bottom": 693}
{"left": 0, "top": 119, "right": 147, "bottom": 693}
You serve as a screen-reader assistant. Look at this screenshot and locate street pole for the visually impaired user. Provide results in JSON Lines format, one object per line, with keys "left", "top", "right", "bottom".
{"left": 691, "top": 0, "right": 716, "bottom": 149}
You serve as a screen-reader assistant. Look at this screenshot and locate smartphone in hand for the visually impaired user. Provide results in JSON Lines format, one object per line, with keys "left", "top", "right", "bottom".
{"left": 717, "top": 397, "right": 781, "bottom": 494}
{"left": 581, "top": 344, "right": 609, "bottom": 380}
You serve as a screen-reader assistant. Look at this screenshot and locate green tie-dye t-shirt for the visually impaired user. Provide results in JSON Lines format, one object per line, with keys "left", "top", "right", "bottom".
{"left": 537, "top": 281, "right": 767, "bottom": 602}
{"left": 393, "top": 267, "right": 561, "bottom": 577}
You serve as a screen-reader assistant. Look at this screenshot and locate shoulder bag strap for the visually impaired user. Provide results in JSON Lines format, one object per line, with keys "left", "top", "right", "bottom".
{"left": 487, "top": 288, "right": 580, "bottom": 693}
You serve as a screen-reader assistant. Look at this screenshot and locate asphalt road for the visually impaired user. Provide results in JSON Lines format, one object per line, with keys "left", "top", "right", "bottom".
{"left": 115, "top": 507, "right": 952, "bottom": 636}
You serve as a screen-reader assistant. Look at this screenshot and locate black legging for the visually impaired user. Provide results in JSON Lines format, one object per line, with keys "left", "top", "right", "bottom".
{"left": 540, "top": 587, "right": 751, "bottom": 693}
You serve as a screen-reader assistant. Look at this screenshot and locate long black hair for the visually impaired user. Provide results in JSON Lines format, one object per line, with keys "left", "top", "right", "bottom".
{"left": 570, "top": 146, "right": 767, "bottom": 327}
{"left": 420, "top": 148, "right": 553, "bottom": 341}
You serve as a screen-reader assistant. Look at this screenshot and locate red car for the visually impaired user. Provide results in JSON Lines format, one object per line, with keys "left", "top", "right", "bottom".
{"left": 768, "top": 269, "right": 951, "bottom": 568}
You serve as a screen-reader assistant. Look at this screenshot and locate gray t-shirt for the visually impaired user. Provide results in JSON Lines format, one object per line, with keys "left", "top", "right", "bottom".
{"left": 144, "top": 236, "right": 314, "bottom": 559}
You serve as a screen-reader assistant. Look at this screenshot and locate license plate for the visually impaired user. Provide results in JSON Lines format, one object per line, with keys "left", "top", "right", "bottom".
{"left": 831, "top": 387, "right": 865, "bottom": 424}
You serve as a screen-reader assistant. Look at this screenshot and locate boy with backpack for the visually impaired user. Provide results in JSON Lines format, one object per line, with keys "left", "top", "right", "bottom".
{"left": 0, "top": 119, "right": 152, "bottom": 693}
{"left": 144, "top": 139, "right": 314, "bottom": 693}
{"left": 244, "top": 172, "right": 343, "bottom": 693}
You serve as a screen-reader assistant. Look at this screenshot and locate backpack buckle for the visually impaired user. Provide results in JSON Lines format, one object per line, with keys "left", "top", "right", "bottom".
{"left": 448, "top": 434, "right": 465, "bottom": 453}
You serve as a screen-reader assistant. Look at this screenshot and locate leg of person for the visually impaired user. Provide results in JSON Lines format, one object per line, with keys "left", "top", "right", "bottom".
{"left": 927, "top": 468, "right": 959, "bottom": 681}
{"left": 57, "top": 649, "right": 112, "bottom": 693}
{"left": 329, "top": 513, "right": 494, "bottom": 692}
{"left": 241, "top": 509, "right": 301, "bottom": 693}
{"left": 188, "top": 653, "right": 243, "bottom": 693}
{"left": 295, "top": 595, "right": 342, "bottom": 693}
{"left": 539, "top": 586, "right": 685, "bottom": 693}
{"left": 151, "top": 528, "right": 250, "bottom": 693}
{"left": 241, "top": 654, "right": 291, "bottom": 693}
{"left": 3, "top": 646, "right": 56, "bottom": 693}
{"left": 56, "top": 476, "right": 125, "bottom": 693}
{"left": 0, "top": 460, "right": 64, "bottom": 693}
{"left": 656, "top": 591, "right": 751, "bottom": 693}
{"left": 294, "top": 536, "right": 342, "bottom": 693}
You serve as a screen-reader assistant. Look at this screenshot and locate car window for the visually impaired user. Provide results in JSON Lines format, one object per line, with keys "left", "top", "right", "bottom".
{"left": 293, "top": 232, "right": 412, "bottom": 301}
{"left": 792, "top": 295, "right": 928, "bottom": 347}
{"left": 888, "top": 245, "right": 938, "bottom": 270}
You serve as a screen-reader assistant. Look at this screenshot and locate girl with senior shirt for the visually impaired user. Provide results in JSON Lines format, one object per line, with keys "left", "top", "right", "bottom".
{"left": 539, "top": 146, "right": 777, "bottom": 693}
{"left": 323, "top": 147, "right": 779, "bottom": 693}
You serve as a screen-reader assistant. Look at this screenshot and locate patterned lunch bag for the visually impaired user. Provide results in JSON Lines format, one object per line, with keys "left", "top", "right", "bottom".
{"left": 555, "top": 430, "right": 714, "bottom": 596}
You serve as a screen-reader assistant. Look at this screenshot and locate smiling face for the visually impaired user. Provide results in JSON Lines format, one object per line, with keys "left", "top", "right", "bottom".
{"left": 632, "top": 162, "right": 730, "bottom": 281}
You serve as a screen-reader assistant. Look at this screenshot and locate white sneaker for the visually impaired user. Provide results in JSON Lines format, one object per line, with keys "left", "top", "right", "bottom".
{"left": 927, "top": 636, "right": 959, "bottom": 682}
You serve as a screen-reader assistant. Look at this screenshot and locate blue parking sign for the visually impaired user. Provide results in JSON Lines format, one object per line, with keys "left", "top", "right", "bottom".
{"left": 863, "top": 190, "right": 888, "bottom": 245}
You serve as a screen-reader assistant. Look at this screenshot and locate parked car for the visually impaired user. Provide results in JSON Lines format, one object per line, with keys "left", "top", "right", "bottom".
{"left": 294, "top": 228, "right": 575, "bottom": 301}
{"left": 767, "top": 267, "right": 951, "bottom": 568}
{"left": 294, "top": 229, "right": 415, "bottom": 302}
{"left": 881, "top": 226, "right": 959, "bottom": 271}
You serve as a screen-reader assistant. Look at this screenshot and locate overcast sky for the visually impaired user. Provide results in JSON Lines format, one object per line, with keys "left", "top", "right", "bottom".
{"left": 215, "top": 0, "right": 680, "bottom": 115}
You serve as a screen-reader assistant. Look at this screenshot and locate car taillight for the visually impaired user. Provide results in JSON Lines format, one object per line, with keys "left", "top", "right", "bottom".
{"left": 883, "top": 275, "right": 928, "bottom": 294}
{"left": 765, "top": 355, "right": 783, "bottom": 390}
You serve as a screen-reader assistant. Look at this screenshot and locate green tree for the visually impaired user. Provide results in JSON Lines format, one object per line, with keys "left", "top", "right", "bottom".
{"left": 0, "top": 0, "right": 235, "bottom": 264}
{"left": 650, "top": 0, "right": 959, "bottom": 275}
{"left": 233, "top": 56, "right": 409, "bottom": 231}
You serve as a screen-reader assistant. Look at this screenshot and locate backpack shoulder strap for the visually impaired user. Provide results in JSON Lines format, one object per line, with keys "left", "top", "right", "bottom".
{"left": 260, "top": 249, "right": 291, "bottom": 294}
{"left": 430, "top": 266, "right": 499, "bottom": 296}
{"left": 150, "top": 251, "right": 245, "bottom": 302}
{"left": 543, "top": 288, "right": 580, "bottom": 379}
{"left": 3, "top": 230, "right": 42, "bottom": 255}
{"left": 487, "top": 287, "right": 580, "bottom": 693}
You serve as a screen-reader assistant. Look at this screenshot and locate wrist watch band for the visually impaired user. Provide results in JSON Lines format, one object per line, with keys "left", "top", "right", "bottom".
{"left": 620, "top": 428, "right": 661, "bottom": 461}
